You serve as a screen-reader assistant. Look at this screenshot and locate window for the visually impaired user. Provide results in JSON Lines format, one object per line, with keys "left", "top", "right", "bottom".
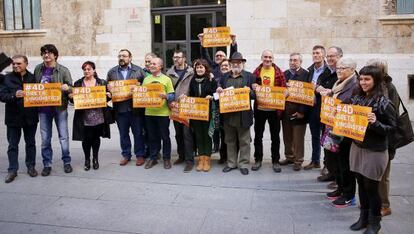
{"left": 3, "top": 0, "right": 41, "bottom": 30}
{"left": 397, "top": 0, "right": 414, "bottom": 14}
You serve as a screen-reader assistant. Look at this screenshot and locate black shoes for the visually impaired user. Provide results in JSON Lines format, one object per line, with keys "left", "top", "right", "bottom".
{"left": 183, "top": 162, "right": 193, "bottom": 173}
{"left": 27, "top": 167, "right": 38, "bottom": 177}
{"left": 92, "top": 158, "right": 99, "bottom": 170}
{"left": 5, "top": 172, "right": 17, "bottom": 183}
{"left": 273, "top": 163, "right": 282, "bottom": 173}
{"left": 41, "top": 167, "right": 52, "bottom": 176}
{"left": 251, "top": 161, "right": 262, "bottom": 171}
{"left": 240, "top": 168, "right": 249, "bottom": 175}
{"left": 64, "top": 164, "right": 73, "bottom": 173}
{"left": 84, "top": 160, "right": 91, "bottom": 171}
{"left": 222, "top": 166, "right": 236, "bottom": 173}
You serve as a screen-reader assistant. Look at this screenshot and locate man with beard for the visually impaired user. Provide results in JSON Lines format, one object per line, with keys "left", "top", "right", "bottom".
{"left": 107, "top": 49, "right": 146, "bottom": 166}
{"left": 217, "top": 52, "right": 257, "bottom": 175}
{"left": 251, "top": 50, "right": 286, "bottom": 173}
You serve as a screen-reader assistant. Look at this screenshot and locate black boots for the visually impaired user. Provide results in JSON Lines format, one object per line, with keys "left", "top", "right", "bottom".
{"left": 84, "top": 158, "right": 91, "bottom": 171}
{"left": 364, "top": 215, "right": 381, "bottom": 234}
{"left": 92, "top": 157, "right": 99, "bottom": 170}
{"left": 350, "top": 209, "right": 368, "bottom": 231}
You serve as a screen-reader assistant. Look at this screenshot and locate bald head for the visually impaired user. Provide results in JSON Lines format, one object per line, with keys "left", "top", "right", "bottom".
{"left": 261, "top": 50, "right": 274, "bottom": 68}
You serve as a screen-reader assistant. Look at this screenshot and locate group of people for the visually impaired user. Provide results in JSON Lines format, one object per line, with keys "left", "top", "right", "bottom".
{"left": 1, "top": 36, "right": 402, "bottom": 234}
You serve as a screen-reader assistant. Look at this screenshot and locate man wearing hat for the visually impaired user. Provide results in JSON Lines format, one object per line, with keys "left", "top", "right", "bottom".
{"left": 251, "top": 50, "right": 286, "bottom": 173}
{"left": 216, "top": 52, "right": 257, "bottom": 175}
{"left": 0, "top": 53, "right": 13, "bottom": 84}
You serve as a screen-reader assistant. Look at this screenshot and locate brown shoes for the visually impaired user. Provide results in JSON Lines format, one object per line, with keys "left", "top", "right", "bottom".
{"left": 280, "top": 159, "right": 294, "bottom": 166}
{"left": 303, "top": 161, "right": 321, "bottom": 170}
{"left": 163, "top": 160, "right": 172, "bottom": 169}
{"left": 136, "top": 157, "right": 145, "bottom": 166}
{"left": 183, "top": 162, "right": 193, "bottom": 173}
{"left": 203, "top": 156, "right": 211, "bottom": 172}
{"left": 381, "top": 207, "right": 392, "bottom": 217}
{"left": 173, "top": 158, "right": 185, "bottom": 165}
{"left": 293, "top": 163, "right": 302, "bottom": 171}
{"left": 119, "top": 158, "right": 130, "bottom": 166}
{"left": 196, "top": 156, "right": 205, "bottom": 171}
{"left": 145, "top": 159, "right": 158, "bottom": 169}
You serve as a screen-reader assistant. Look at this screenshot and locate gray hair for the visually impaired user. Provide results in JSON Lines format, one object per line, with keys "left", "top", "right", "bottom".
{"left": 12, "top": 54, "right": 28, "bottom": 64}
{"left": 328, "top": 46, "right": 343, "bottom": 58}
{"left": 145, "top": 52, "right": 158, "bottom": 59}
{"left": 289, "top": 52, "right": 303, "bottom": 61}
{"left": 337, "top": 57, "right": 356, "bottom": 70}
{"left": 366, "top": 58, "right": 388, "bottom": 75}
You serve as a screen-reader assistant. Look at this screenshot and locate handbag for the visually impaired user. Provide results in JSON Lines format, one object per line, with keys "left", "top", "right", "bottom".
{"left": 392, "top": 96, "right": 414, "bottom": 149}
{"left": 321, "top": 126, "right": 343, "bottom": 153}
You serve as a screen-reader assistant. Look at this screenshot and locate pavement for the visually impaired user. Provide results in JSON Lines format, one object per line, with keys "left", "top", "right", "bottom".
{"left": 0, "top": 104, "right": 413, "bottom": 234}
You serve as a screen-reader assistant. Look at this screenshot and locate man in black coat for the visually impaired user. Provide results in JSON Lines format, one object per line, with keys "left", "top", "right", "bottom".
{"left": 0, "top": 55, "right": 39, "bottom": 183}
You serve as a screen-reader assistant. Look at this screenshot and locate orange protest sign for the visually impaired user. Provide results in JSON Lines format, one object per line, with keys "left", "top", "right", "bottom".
{"left": 23, "top": 83, "right": 62, "bottom": 107}
{"left": 133, "top": 83, "right": 165, "bottom": 108}
{"left": 320, "top": 96, "right": 341, "bottom": 126}
{"left": 219, "top": 87, "right": 250, "bottom": 113}
{"left": 202, "top": 27, "right": 232, "bottom": 48}
{"left": 179, "top": 97, "right": 210, "bottom": 121}
{"left": 332, "top": 104, "right": 372, "bottom": 142}
{"left": 255, "top": 85, "right": 286, "bottom": 110}
{"left": 73, "top": 86, "right": 107, "bottom": 110}
{"left": 286, "top": 80, "right": 315, "bottom": 106}
{"left": 109, "top": 79, "right": 138, "bottom": 103}
{"left": 169, "top": 101, "right": 189, "bottom": 127}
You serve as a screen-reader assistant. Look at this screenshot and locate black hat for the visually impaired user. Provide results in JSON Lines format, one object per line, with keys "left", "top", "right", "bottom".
{"left": 0, "top": 53, "right": 12, "bottom": 72}
{"left": 229, "top": 52, "right": 246, "bottom": 62}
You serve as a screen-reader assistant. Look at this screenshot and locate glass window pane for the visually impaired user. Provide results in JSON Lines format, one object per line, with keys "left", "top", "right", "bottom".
{"left": 190, "top": 13, "right": 212, "bottom": 40}
{"left": 31, "top": 0, "right": 41, "bottom": 29}
{"left": 165, "top": 15, "right": 186, "bottom": 41}
{"left": 153, "top": 15, "right": 162, "bottom": 43}
{"left": 216, "top": 11, "right": 226, "bottom": 27}
{"left": 22, "top": 0, "right": 32, "bottom": 29}
{"left": 397, "top": 0, "right": 414, "bottom": 14}
{"left": 4, "top": 0, "right": 15, "bottom": 30}
{"left": 13, "top": 0, "right": 23, "bottom": 29}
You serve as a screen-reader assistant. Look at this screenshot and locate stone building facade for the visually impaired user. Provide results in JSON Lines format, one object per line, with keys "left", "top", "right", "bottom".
{"left": 1, "top": 0, "right": 413, "bottom": 113}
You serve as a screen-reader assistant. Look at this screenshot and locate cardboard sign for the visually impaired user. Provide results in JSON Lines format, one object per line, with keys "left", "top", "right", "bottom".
{"left": 23, "top": 83, "right": 62, "bottom": 107}
{"left": 202, "top": 27, "right": 232, "bottom": 48}
{"left": 219, "top": 87, "right": 250, "bottom": 113}
{"left": 320, "top": 96, "right": 341, "bottom": 126}
{"left": 133, "top": 83, "right": 165, "bottom": 108}
{"left": 179, "top": 97, "right": 210, "bottom": 121}
{"left": 109, "top": 79, "right": 138, "bottom": 102}
{"left": 255, "top": 85, "right": 286, "bottom": 110}
{"left": 332, "top": 104, "right": 372, "bottom": 142}
{"left": 169, "top": 101, "right": 189, "bottom": 127}
{"left": 73, "top": 86, "right": 107, "bottom": 110}
{"left": 286, "top": 80, "right": 315, "bottom": 106}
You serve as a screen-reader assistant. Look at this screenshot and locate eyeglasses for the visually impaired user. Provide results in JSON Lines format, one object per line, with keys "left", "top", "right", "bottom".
{"left": 215, "top": 54, "right": 225, "bottom": 57}
{"left": 336, "top": 67, "right": 350, "bottom": 71}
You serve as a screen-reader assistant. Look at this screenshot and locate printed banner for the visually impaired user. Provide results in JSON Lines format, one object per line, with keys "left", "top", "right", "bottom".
{"left": 320, "top": 96, "right": 341, "bottom": 126}
{"left": 255, "top": 85, "right": 286, "bottom": 110}
{"left": 332, "top": 104, "right": 372, "bottom": 142}
{"left": 179, "top": 97, "right": 210, "bottom": 121}
{"left": 109, "top": 79, "right": 138, "bottom": 103}
{"left": 286, "top": 80, "right": 315, "bottom": 106}
{"left": 219, "top": 87, "right": 250, "bottom": 113}
{"left": 73, "top": 86, "right": 107, "bottom": 110}
{"left": 23, "top": 83, "right": 62, "bottom": 107}
{"left": 133, "top": 83, "right": 165, "bottom": 108}
{"left": 169, "top": 101, "right": 189, "bottom": 127}
{"left": 202, "top": 26, "right": 232, "bottom": 48}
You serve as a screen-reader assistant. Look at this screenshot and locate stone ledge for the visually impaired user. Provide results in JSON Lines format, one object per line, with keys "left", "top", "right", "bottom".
{"left": 379, "top": 14, "right": 414, "bottom": 25}
{"left": 0, "top": 29, "right": 48, "bottom": 38}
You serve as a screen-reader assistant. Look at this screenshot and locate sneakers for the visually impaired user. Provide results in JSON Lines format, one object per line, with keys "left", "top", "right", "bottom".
{"left": 326, "top": 190, "right": 341, "bottom": 200}
{"left": 332, "top": 196, "right": 356, "bottom": 208}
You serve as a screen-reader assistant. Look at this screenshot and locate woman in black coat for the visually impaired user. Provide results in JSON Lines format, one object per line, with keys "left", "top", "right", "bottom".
{"left": 70, "top": 61, "right": 112, "bottom": 170}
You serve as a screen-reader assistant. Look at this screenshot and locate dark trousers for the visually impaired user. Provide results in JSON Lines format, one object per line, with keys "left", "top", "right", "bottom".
{"left": 146, "top": 116, "right": 171, "bottom": 160}
{"left": 173, "top": 121, "right": 194, "bottom": 162}
{"left": 82, "top": 124, "right": 103, "bottom": 160}
{"left": 355, "top": 172, "right": 382, "bottom": 216}
{"left": 253, "top": 109, "right": 281, "bottom": 163}
{"left": 7, "top": 125, "right": 37, "bottom": 172}
{"left": 308, "top": 107, "right": 321, "bottom": 163}
{"left": 324, "top": 148, "right": 338, "bottom": 177}
{"left": 326, "top": 140, "right": 355, "bottom": 199}
{"left": 192, "top": 120, "right": 212, "bottom": 156}
{"left": 116, "top": 111, "right": 145, "bottom": 159}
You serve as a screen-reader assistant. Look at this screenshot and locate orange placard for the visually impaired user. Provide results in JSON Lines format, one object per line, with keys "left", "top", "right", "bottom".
{"left": 255, "top": 85, "right": 286, "bottom": 110}
{"left": 73, "top": 86, "right": 107, "bottom": 110}
{"left": 286, "top": 80, "right": 315, "bottom": 106}
{"left": 202, "top": 27, "right": 232, "bottom": 48}
{"left": 23, "top": 83, "right": 62, "bottom": 107}
{"left": 320, "top": 96, "right": 341, "bottom": 126}
{"left": 169, "top": 101, "right": 189, "bottom": 127}
{"left": 332, "top": 104, "right": 372, "bottom": 141}
{"left": 179, "top": 97, "right": 210, "bottom": 121}
{"left": 133, "top": 83, "right": 165, "bottom": 108}
{"left": 109, "top": 79, "right": 138, "bottom": 102}
{"left": 219, "top": 87, "right": 250, "bottom": 113}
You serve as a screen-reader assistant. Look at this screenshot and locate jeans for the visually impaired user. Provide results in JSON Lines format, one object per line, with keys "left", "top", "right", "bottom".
{"left": 308, "top": 107, "right": 321, "bottom": 163}
{"left": 146, "top": 116, "right": 171, "bottom": 160}
{"left": 39, "top": 109, "right": 71, "bottom": 167}
{"left": 116, "top": 111, "right": 145, "bottom": 159}
{"left": 7, "top": 125, "right": 37, "bottom": 172}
